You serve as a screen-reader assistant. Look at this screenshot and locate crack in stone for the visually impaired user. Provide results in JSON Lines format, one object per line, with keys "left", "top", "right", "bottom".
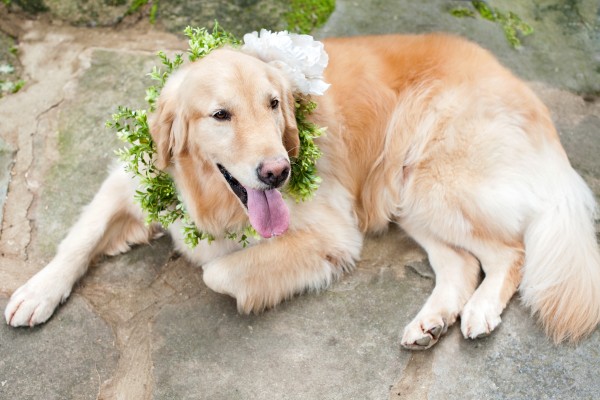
{"left": 390, "top": 350, "right": 435, "bottom": 399}
{"left": 405, "top": 259, "right": 434, "bottom": 280}
{"left": 36, "top": 99, "right": 65, "bottom": 122}
{"left": 95, "top": 291, "right": 202, "bottom": 400}
{"left": 0, "top": 147, "right": 16, "bottom": 239}
{"left": 21, "top": 98, "right": 67, "bottom": 262}
{"left": 86, "top": 256, "right": 203, "bottom": 400}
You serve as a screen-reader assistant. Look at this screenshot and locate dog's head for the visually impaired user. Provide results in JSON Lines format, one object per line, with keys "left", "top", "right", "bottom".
{"left": 149, "top": 49, "right": 300, "bottom": 238}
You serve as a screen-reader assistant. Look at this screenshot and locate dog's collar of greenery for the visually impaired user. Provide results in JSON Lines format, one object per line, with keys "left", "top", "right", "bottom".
{"left": 107, "top": 24, "right": 324, "bottom": 247}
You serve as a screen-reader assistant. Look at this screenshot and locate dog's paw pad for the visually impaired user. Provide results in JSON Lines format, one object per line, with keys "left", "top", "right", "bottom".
{"left": 401, "top": 317, "right": 447, "bottom": 350}
{"left": 460, "top": 301, "right": 502, "bottom": 339}
{"left": 414, "top": 335, "right": 431, "bottom": 347}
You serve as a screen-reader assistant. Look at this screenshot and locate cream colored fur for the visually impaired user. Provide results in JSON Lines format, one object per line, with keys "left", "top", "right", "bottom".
{"left": 5, "top": 34, "right": 600, "bottom": 350}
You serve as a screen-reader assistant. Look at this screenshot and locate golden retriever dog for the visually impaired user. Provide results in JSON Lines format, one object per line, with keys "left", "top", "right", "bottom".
{"left": 5, "top": 34, "right": 600, "bottom": 350}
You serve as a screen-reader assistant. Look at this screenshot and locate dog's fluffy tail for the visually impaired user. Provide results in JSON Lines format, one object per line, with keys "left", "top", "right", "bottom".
{"left": 521, "top": 163, "right": 600, "bottom": 343}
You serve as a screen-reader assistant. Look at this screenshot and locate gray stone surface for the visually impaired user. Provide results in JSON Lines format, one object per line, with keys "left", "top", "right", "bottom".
{"left": 39, "top": 0, "right": 131, "bottom": 27}
{"left": 0, "top": 297, "right": 119, "bottom": 400}
{"left": 151, "top": 229, "right": 428, "bottom": 400}
{"left": 32, "top": 49, "right": 155, "bottom": 258}
{"left": 157, "top": 0, "right": 290, "bottom": 36}
{"left": 5, "top": 0, "right": 325, "bottom": 37}
{"left": 429, "top": 304, "right": 600, "bottom": 400}
{"left": 318, "top": 0, "right": 600, "bottom": 94}
{"left": 0, "top": 1, "right": 599, "bottom": 399}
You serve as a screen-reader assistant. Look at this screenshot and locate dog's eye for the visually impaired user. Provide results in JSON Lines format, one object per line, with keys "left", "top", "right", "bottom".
{"left": 270, "top": 98, "right": 279, "bottom": 110}
{"left": 212, "top": 109, "right": 231, "bottom": 121}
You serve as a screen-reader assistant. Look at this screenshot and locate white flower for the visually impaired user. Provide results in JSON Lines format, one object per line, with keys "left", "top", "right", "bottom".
{"left": 242, "top": 30, "right": 330, "bottom": 96}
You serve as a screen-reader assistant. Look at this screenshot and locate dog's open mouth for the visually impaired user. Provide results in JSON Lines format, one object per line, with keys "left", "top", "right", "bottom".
{"left": 217, "top": 164, "right": 248, "bottom": 208}
{"left": 217, "top": 164, "right": 289, "bottom": 239}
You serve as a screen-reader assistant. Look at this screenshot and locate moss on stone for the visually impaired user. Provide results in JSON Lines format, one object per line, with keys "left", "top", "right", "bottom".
{"left": 36, "top": 50, "right": 155, "bottom": 255}
{"left": 156, "top": 0, "right": 290, "bottom": 36}
{"left": 12, "top": 0, "right": 48, "bottom": 13}
{"left": 449, "top": 1, "right": 533, "bottom": 49}
{"left": 286, "top": 0, "right": 335, "bottom": 34}
{"left": 4, "top": 0, "right": 335, "bottom": 33}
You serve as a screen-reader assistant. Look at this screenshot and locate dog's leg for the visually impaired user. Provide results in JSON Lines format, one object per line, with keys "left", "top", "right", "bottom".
{"left": 5, "top": 165, "right": 158, "bottom": 327}
{"left": 400, "top": 230, "right": 480, "bottom": 350}
{"left": 460, "top": 242, "right": 524, "bottom": 339}
{"left": 203, "top": 215, "right": 362, "bottom": 313}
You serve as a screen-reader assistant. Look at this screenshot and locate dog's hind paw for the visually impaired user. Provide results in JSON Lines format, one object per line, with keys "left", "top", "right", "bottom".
{"left": 460, "top": 300, "right": 502, "bottom": 339}
{"left": 401, "top": 316, "right": 448, "bottom": 350}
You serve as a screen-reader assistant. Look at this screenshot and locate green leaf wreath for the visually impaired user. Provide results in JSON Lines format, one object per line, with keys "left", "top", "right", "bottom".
{"left": 107, "top": 24, "right": 324, "bottom": 247}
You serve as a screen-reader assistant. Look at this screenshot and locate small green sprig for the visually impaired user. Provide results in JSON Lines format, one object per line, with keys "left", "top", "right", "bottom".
{"left": 107, "top": 24, "right": 323, "bottom": 247}
{"left": 288, "top": 97, "right": 323, "bottom": 201}
{"left": 146, "top": 52, "right": 183, "bottom": 111}
{"left": 225, "top": 225, "right": 260, "bottom": 248}
{"left": 185, "top": 25, "right": 241, "bottom": 62}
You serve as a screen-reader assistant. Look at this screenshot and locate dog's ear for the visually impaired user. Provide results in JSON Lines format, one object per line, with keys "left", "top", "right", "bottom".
{"left": 149, "top": 84, "right": 189, "bottom": 170}
{"left": 282, "top": 91, "right": 300, "bottom": 158}
{"left": 149, "top": 100, "right": 175, "bottom": 170}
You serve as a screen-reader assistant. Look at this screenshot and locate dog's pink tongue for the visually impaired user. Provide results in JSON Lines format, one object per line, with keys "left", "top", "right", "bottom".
{"left": 246, "top": 188, "right": 289, "bottom": 238}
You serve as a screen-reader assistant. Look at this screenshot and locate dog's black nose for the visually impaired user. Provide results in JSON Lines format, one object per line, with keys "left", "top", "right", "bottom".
{"left": 257, "top": 158, "right": 290, "bottom": 188}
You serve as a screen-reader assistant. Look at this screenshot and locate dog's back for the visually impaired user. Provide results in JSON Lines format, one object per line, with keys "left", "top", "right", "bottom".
{"left": 316, "top": 34, "right": 563, "bottom": 230}
{"left": 314, "top": 34, "right": 600, "bottom": 345}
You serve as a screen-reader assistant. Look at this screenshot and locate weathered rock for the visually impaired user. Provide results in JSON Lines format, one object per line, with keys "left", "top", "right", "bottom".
{"left": 6, "top": 0, "right": 333, "bottom": 37}
{"left": 156, "top": 0, "right": 290, "bottom": 36}
{"left": 31, "top": 48, "right": 156, "bottom": 259}
{"left": 317, "top": 0, "right": 600, "bottom": 94}
{"left": 0, "top": 297, "right": 119, "bottom": 400}
{"left": 151, "top": 231, "right": 429, "bottom": 400}
{"left": 0, "top": 138, "right": 15, "bottom": 227}
{"left": 428, "top": 304, "right": 600, "bottom": 400}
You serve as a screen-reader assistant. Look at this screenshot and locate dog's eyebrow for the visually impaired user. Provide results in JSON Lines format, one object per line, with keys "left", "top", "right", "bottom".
{"left": 211, "top": 100, "right": 236, "bottom": 112}
{"left": 187, "top": 102, "right": 234, "bottom": 120}
{"left": 266, "top": 92, "right": 281, "bottom": 101}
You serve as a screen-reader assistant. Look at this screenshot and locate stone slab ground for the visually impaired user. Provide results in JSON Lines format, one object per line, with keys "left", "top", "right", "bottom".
{"left": 0, "top": 0, "right": 599, "bottom": 399}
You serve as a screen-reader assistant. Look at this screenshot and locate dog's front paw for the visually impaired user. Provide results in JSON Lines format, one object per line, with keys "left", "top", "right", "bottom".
{"left": 202, "top": 260, "right": 284, "bottom": 315}
{"left": 202, "top": 262, "right": 264, "bottom": 314}
{"left": 202, "top": 260, "right": 238, "bottom": 298}
{"left": 401, "top": 314, "right": 448, "bottom": 350}
{"left": 460, "top": 300, "right": 502, "bottom": 339}
{"left": 4, "top": 268, "right": 72, "bottom": 327}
